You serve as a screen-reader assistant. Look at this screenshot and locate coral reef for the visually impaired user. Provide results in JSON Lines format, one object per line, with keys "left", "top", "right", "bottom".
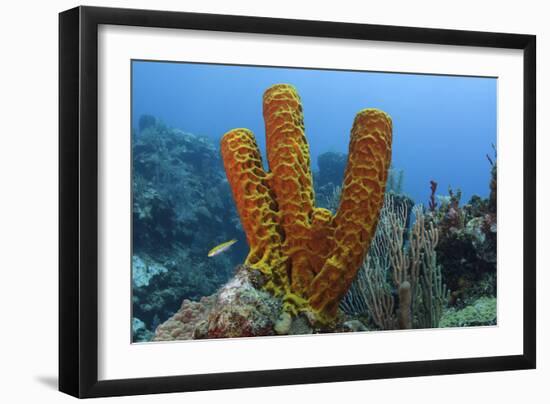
{"left": 133, "top": 176, "right": 180, "bottom": 255}
{"left": 131, "top": 117, "right": 246, "bottom": 341}
{"left": 439, "top": 296, "right": 496, "bottom": 327}
{"left": 347, "top": 153, "right": 498, "bottom": 329}
{"left": 341, "top": 194, "right": 449, "bottom": 330}
{"left": 134, "top": 96, "right": 496, "bottom": 341}
{"left": 220, "top": 83, "right": 393, "bottom": 324}
{"left": 147, "top": 130, "right": 497, "bottom": 340}
{"left": 132, "top": 317, "right": 155, "bottom": 342}
{"left": 132, "top": 255, "right": 168, "bottom": 288}
{"left": 427, "top": 161, "right": 497, "bottom": 306}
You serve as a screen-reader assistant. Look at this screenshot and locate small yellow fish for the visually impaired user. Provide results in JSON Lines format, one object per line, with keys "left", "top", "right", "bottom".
{"left": 208, "top": 239, "right": 238, "bottom": 257}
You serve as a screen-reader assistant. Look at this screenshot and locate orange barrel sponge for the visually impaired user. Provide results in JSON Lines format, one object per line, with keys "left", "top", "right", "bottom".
{"left": 220, "top": 128, "right": 288, "bottom": 292}
{"left": 263, "top": 84, "right": 317, "bottom": 296}
{"left": 308, "top": 109, "right": 393, "bottom": 320}
{"left": 220, "top": 84, "right": 393, "bottom": 325}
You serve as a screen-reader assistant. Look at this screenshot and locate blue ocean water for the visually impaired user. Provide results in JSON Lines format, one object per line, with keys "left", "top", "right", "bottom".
{"left": 132, "top": 60, "right": 496, "bottom": 205}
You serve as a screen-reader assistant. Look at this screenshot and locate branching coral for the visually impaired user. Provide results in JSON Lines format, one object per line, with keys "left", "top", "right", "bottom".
{"left": 341, "top": 193, "right": 398, "bottom": 329}
{"left": 362, "top": 255, "right": 396, "bottom": 330}
{"left": 387, "top": 203, "right": 449, "bottom": 329}
{"left": 221, "top": 83, "right": 393, "bottom": 324}
{"left": 386, "top": 196, "right": 420, "bottom": 329}
{"left": 411, "top": 205, "right": 450, "bottom": 328}
{"left": 341, "top": 194, "right": 449, "bottom": 330}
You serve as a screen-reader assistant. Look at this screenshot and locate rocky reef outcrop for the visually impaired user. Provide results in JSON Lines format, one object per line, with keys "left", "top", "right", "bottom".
{"left": 131, "top": 116, "right": 245, "bottom": 341}
{"left": 426, "top": 172, "right": 497, "bottom": 307}
{"left": 154, "top": 265, "right": 373, "bottom": 340}
{"left": 154, "top": 266, "right": 282, "bottom": 340}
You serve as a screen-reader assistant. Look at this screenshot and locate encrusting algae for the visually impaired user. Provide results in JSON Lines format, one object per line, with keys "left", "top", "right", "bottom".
{"left": 220, "top": 83, "right": 393, "bottom": 326}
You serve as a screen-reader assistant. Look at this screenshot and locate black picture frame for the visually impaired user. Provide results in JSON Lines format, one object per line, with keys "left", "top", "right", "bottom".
{"left": 59, "top": 5, "right": 536, "bottom": 398}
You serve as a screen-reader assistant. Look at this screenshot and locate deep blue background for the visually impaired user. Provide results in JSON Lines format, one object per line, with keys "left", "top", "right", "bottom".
{"left": 132, "top": 60, "right": 496, "bottom": 205}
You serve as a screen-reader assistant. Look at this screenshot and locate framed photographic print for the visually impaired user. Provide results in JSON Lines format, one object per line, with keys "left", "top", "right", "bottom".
{"left": 59, "top": 6, "right": 536, "bottom": 398}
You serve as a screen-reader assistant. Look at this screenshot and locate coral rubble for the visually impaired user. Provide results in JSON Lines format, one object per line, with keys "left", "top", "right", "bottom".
{"left": 220, "top": 83, "right": 393, "bottom": 324}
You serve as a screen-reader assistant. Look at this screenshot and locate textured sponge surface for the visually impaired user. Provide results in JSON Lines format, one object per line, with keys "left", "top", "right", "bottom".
{"left": 221, "top": 84, "right": 392, "bottom": 324}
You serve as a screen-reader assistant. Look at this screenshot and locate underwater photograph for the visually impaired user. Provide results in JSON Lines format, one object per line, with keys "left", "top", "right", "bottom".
{"left": 131, "top": 60, "right": 497, "bottom": 343}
